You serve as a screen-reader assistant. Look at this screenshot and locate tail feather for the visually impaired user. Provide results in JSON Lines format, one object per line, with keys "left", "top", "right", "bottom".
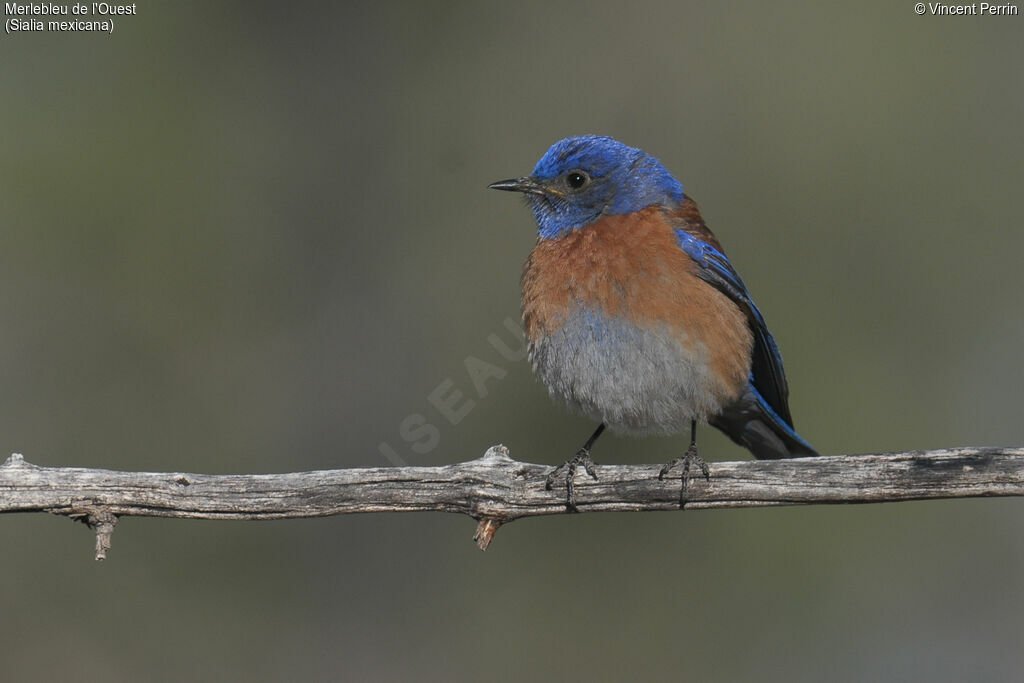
{"left": 710, "top": 383, "right": 818, "bottom": 460}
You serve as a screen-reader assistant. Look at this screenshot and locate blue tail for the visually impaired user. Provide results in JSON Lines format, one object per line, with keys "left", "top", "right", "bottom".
{"left": 710, "top": 383, "right": 818, "bottom": 459}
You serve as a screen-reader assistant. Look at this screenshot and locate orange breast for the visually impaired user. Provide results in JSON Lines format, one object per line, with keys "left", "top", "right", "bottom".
{"left": 521, "top": 206, "right": 753, "bottom": 401}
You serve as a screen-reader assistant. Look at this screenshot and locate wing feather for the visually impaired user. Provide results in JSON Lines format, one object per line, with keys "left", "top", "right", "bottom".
{"left": 668, "top": 204, "right": 794, "bottom": 427}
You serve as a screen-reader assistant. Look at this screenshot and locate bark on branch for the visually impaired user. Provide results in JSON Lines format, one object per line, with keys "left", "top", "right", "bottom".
{"left": 2, "top": 446, "right": 1022, "bottom": 557}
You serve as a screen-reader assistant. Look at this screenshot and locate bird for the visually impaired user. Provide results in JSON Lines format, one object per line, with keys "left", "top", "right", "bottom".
{"left": 489, "top": 135, "right": 818, "bottom": 510}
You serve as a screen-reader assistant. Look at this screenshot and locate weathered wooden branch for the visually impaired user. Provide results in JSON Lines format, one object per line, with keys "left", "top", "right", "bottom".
{"left": 2, "top": 446, "right": 1022, "bottom": 558}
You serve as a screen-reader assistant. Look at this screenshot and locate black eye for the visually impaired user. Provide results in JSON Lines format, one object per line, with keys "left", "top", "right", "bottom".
{"left": 565, "top": 170, "right": 589, "bottom": 189}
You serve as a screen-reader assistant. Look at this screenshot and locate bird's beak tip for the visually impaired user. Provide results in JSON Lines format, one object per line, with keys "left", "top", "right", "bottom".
{"left": 488, "top": 176, "right": 544, "bottom": 195}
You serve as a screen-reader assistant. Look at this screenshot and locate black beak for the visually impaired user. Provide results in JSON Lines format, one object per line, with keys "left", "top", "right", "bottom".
{"left": 487, "top": 176, "right": 546, "bottom": 195}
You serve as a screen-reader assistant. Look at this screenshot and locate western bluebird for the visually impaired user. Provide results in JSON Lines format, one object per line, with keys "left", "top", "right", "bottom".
{"left": 489, "top": 135, "right": 818, "bottom": 509}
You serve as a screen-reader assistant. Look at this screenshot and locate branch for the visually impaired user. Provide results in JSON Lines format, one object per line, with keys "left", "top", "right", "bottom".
{"left": 2, "top": 446, "right": 1022, "bottom": 557}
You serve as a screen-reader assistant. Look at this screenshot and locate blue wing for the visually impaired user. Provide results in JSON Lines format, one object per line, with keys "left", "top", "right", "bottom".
{"left": 674, "top": 229, "right": 794, "bottom": 427}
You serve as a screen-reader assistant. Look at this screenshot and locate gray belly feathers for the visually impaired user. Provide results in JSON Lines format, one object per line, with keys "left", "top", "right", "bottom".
{"left": 528, "top": 307, "right": 725, "bottom": 435}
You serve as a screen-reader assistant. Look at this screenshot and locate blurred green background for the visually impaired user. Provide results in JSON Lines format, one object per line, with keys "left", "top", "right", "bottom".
{"left": 3, "top": 1, "right": 1023, "bottom": 681}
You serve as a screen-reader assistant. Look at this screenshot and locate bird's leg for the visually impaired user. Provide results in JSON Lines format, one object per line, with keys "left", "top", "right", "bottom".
{"left": 546, "top": 423, "right": 604, "bottom": 512}
{"left": 659, "top": 420, "right": 710, "bottom": 507}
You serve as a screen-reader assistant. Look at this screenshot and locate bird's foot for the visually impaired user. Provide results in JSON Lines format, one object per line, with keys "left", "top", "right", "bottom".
{"left": 659, "top": 444, "right": 710, "bottom": 508}
{"left": 546, "top": 448, "right": 599, "bottom": 512}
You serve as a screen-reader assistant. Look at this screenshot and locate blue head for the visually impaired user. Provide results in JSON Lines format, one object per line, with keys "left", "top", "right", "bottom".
{"left": 489, "top": 135, "right": 684, "bottom": 239}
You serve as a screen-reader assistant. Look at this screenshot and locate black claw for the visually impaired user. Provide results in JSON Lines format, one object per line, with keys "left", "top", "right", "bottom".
{"left": 579, "top": 452, "right": 599, "bottom": 480}
{"left": 547, "top": 448, "right": 599, "bottom": 512}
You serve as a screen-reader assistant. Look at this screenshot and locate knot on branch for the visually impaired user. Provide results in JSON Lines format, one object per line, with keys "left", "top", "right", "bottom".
{"left": 469, "top": 446, "right": 520, "bottom": 550}
{"left": 2, "top": 453, "right": 38, "bottom": 470}
{"left": 476, "top": 444, "right": 514, "bottom": 465}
